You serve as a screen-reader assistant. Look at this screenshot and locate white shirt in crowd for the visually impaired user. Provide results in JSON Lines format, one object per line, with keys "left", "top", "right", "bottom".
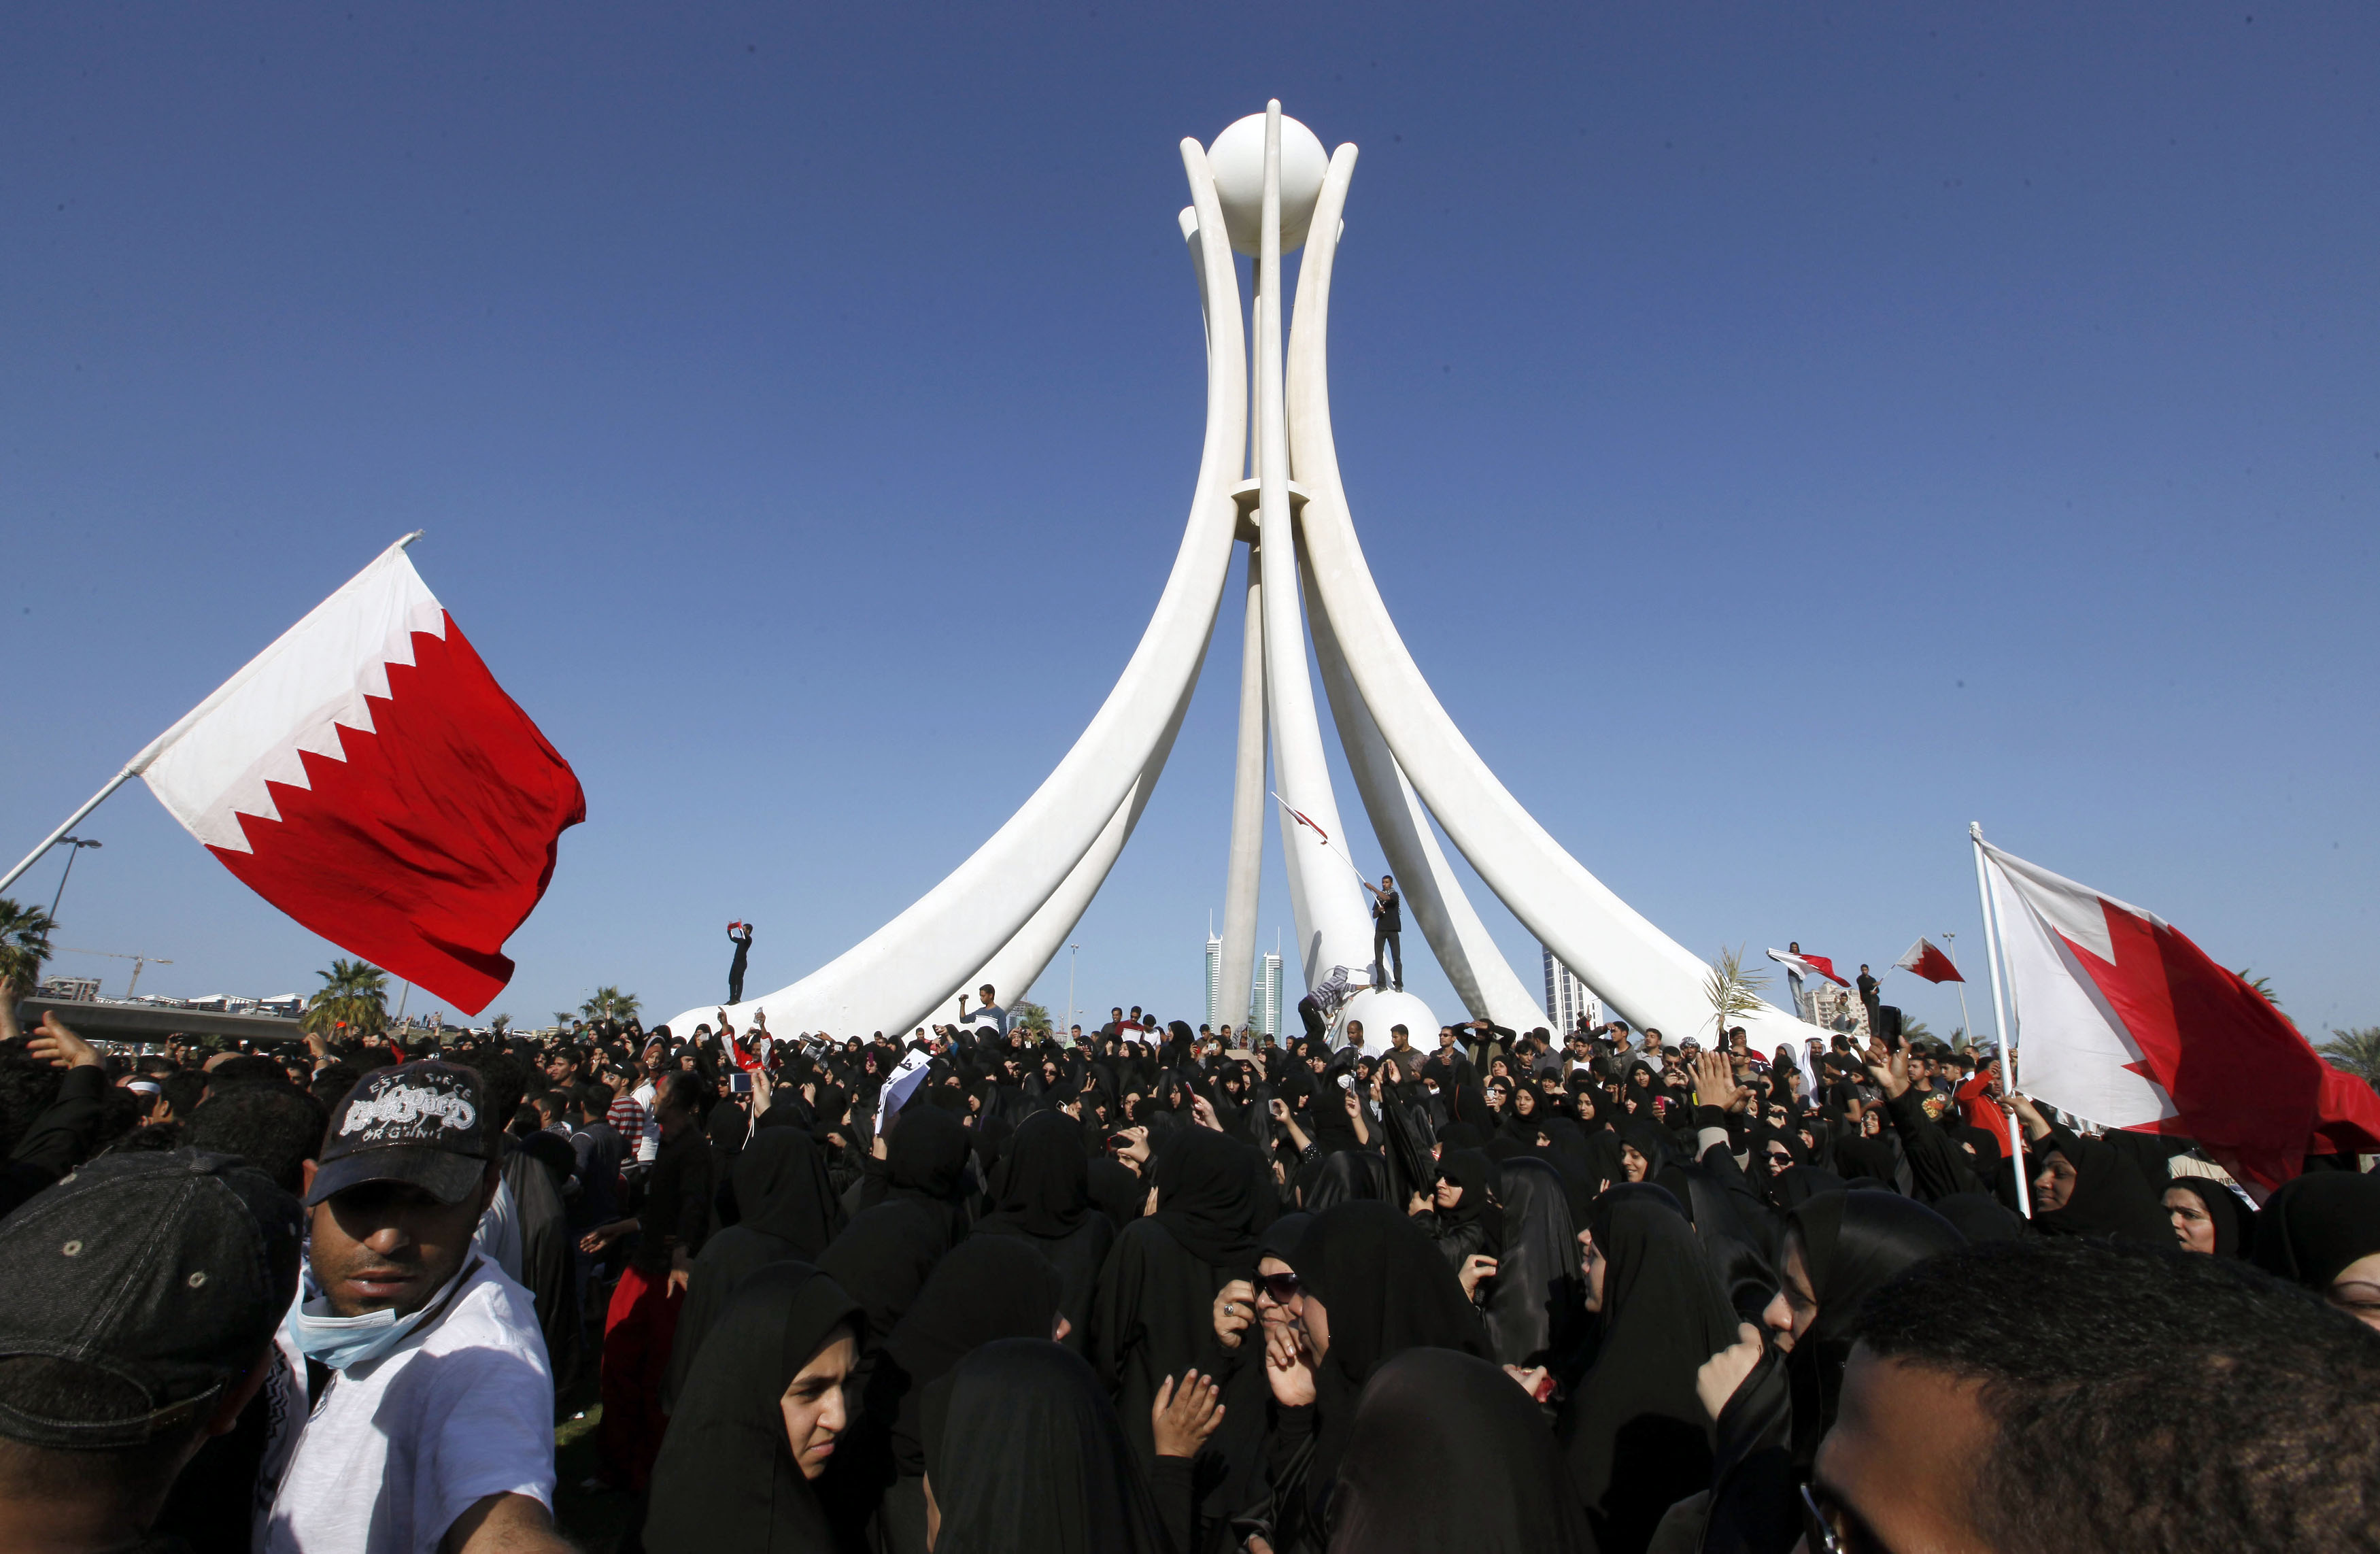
{"left": 630, "top": 1078, "right": 661, "bottom": 1162}
{"left": 263, "top": 1258, "right": 554, "bottom": 1554}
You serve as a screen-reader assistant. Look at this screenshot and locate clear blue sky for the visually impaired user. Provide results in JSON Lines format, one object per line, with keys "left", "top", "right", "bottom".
{"left": 7, "top": 3, "right": 2375, "bottom": 1040}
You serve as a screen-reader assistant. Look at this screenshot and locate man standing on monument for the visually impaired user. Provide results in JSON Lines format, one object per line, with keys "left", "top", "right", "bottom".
{"left": 1367, "top": 873, "right": 1404, "bottom": 994}
{"left": 724, "top": 922, "right": 754, "bottom": 1004}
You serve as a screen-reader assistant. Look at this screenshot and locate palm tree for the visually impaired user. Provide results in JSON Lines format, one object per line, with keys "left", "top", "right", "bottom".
{"left": 1010, "top": 1000, "right": 1053, "bottom": 1034}
{"left": 2319, "top": 1026, "right": 2380, "bottom": 1092}
{"left": 1702, "top": 945, "right": 1770, "bottom": 1041}
{"left": 2237, "top": 968, "right": 2298, "bottom": 1029}
{"left": 489, "top": 1013, "right": 513, "bottom": 1038}
{"left": 0, "top": 898, "right": 55, "bottom": 992}
{"left": 580, "top": 985, "right": 640, "bottom": 1023}
{"left": 301, "top": 958, "right": 389, "bottom": 1037}
{"left": 1899, "top": 1015, "right": 1935, "bottom": 1044}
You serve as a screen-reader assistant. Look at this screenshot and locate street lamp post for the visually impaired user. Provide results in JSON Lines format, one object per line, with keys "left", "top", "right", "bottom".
{"left": 47, "top": 838, "right": 101, "bottom": 926}
{"left": 1066, "top": 943, "right": 1079, "bottom": 1039}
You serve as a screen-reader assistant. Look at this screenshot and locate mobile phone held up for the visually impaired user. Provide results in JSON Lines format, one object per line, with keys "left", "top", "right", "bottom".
{"left": 1336, "top": 1073, "right": 1355, "bottom": 1091}
{"left": 729, "top": 1071, "right": 753, "bottom": 1095}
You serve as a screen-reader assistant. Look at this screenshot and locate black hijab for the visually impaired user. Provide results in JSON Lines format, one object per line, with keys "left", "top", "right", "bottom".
{"left": 1434, "top": 1149, "right": 1501, "bottom": 1255}
{"left": 2251, "top": 1170, "right": 2380, "bottom": 1291}
{"left": 646, "top": 1262, "right": 860, "bottom": 1554}
{"left": 885, "top": 1236, "right": 1062, "bottom": 1391}
{"left": 818, "top": 1198, "right": 952, "bottom": 1349}
{"left": 2163, "top": 1175, "right": 2255, "bottom": 1259}
{"left": 1085, "top": 1154, "right": 1146, "bottom": 1233}
{"left": 1931, "top": 1191, "right": 2027, "bottom": 1244}
{"left": 887, "top": 1103, "right": 970, "bottom": 1196}
{"left": 2030, "top": 1129, "right": 2171, "bottom": 1243}
{"left": 734, "top": 1127, "right": 847, "bottom": 1257}
{"left": 877, "top": 1237, "right": 1063, "bottom": 1475}
{"left": 1484, "top": 1155, "right": 1582, "bottom": 1371}
{"left": 1287, "top": 1201, "right": 1488, "bottom": 1528}
{"left": 1148, "top": 1127, "right": 1272, "bottom": 1270}
{"left": 980, "top": 1109, "right": 1092, "bottom": 1238}
{"left": 1299, "top": 1147, "right": 1387, "bottom": 1211}
{"left": 920, "top": 1338, "right": 1170, "bottom": 1554}
{"left": 1784, "top": 1190, "right": 1966, "bottom": 1462}
{"left": 1327, "top": 1349, "right": 1595, "bottom": 1554}
{"left": 1561, "top": 1194, "right": 1739, "bottom": 1554}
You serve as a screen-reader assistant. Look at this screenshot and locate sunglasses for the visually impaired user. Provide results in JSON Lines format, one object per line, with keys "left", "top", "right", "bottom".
{"left": 1257, "top": 1271, "right": 1302, "bottom": 1304}
{"left": 1799, "top": 1482, "right": 1892, "bottom": 1554}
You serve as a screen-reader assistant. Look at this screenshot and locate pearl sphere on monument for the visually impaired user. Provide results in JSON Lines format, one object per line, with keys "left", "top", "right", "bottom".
{"left": 1338, "top": 988, "right": 1440, "bottom": 1051}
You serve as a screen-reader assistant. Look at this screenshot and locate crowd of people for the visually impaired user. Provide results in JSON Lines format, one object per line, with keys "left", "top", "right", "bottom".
{"left": 1, "top": 983, "right": 2377, "bottom": 1554}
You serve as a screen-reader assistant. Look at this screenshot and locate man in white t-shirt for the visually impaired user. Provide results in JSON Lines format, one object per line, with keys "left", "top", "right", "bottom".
{"left": 265, "top": 1060, "right": 568, "bottom": 1554}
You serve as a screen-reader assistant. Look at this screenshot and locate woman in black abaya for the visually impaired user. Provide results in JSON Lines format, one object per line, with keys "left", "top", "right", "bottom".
{"left": 646, "top": 1262, "right": 862, "bottom": 1554}
{"left": 1483, "top": 1155, "right": 1583, "bottom": 1372}
{"left": 974, "top": 1109, "right": 1115, "bottom": 1353}
{"left": 1558, "top": 1194, "right": 1737, "bottom": 1554}
{"left": 664, "top": 1127, "right": 850, "bottom": 1413}
{"left": 1091, "top": 1126, "right": 1272, "bottom": 1464}
{"left": 856, "top": 1238, "right": 1064, "bottom": 1554}
{"left": 1280, "top": 1199, "right": 1487, "bottom": 1543}
{"left": 1327, "top": 1348, "right": 1595, "bottom": 1554}
{"left": 2251, "top": 1170, "right": 2380, "bottom": 1332}
{"left": 1699, "top": 1189, "right": 1965, "bottom": 1554}
{"left": 921, "top": 1338, "right": 1173, "bottom": 1554}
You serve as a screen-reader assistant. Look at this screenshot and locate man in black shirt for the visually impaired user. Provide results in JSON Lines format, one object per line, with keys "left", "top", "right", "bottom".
{"left": 1856, "top": 962, "right": 1882, "bottom": 1036}
{"left": 1367, "top": 873, "right": 1404, "bottom": 993}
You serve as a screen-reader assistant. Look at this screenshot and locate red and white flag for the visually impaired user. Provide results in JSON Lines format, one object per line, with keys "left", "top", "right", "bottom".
{"left": 130, "top": 538, "right": 584, "bottom": 1014}
{"left": 1272, "top": 792, "right": 1329, "bottom": 845}
{"left": 1893, "top": 937, "right": 1965, "bottom": 984}
{"left": 1979, "top": 838, "right": 2380, "bottom": 1195}
{"left": 1765, "top": 948, "right": 1848, "bottom": 986}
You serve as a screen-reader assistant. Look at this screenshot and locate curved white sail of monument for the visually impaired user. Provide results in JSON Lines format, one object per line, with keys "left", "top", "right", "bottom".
{"left": 1284, "top": 142, "right": 1818, "bottom": 1047}
{"left": 669, "top": 139, "right": 1247, "bottom": 1039}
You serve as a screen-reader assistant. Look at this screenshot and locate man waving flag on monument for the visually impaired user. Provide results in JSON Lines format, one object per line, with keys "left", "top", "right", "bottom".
{"left": 1977, "top": 836, "right": 2380, "bottom": 1194}
{"left": 1, "top": 535, "right": 584, "bottom": 1015}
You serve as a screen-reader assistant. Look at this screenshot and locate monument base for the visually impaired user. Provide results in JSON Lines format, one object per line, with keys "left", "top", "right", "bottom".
{"left": 1331, "top": 987, "right": 1438, "bottom": 1053}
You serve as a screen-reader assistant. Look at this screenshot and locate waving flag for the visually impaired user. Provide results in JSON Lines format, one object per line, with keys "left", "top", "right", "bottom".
{"left": 1765, "top": 948, "right": 1848, "bottom": 987}
{"left": 127, "top": 537, "right": 583, "bottom": 1013}
{"left": 1894, "top": 937, "right": 1966, "bottom": 984}
{"left": 1271, "top": 792, "right": 1329, "bottom": 844}
{"left": 1979, "top": 838, "right": 2380, "bottom": 1194}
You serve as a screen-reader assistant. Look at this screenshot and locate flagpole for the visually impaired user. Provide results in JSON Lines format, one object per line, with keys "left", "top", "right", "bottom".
{"left": 0, "top": 767, "right": 141, "bottom": 898}
{"left": 1942, "top": 932, "right": 1978, "bottom": 1047}
{"left": 1970, "top": 822, "right": 2032, "bottom": 1217}
{"left": 1269, "top": 790, "right": 1372, "bottom": 885}
{"left": 1, "top": 532, "right": 432, "bottom": 902}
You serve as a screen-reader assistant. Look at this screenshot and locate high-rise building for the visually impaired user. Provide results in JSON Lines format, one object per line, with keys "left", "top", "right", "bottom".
{"left": 1204, "top": 930, "right": 1223, "bottom": 1029}
{"left": 1542, "top": 943, "right": 1603, "bottom": 1034}
{"left": 1253, "top": 949, "right": 1283, "bottom": 1040}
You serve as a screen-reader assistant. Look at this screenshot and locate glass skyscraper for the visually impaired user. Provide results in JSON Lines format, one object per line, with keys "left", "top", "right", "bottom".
{"left": 1542, "top": 943, "right": 1603, "bottom": 1034}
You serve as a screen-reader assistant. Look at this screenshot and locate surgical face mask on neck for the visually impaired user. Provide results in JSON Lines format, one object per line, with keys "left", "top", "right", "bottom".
{"left": 287, "top": 1260, "right": 473, "bottom": 1372}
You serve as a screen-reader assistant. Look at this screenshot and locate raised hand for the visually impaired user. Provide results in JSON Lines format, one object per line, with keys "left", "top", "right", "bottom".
{"left": 1696, "top": 1321, "right": 1765, "bottom": 1423}
{"left": 1212, "top": 1279, "right": 1257, "bottom": 1349}
{"left": 28, "top": 1012, "right": 100, "bottom": 1072}
{"left": 1153, "top": 1369, "right": 1226, "bottom": 1457}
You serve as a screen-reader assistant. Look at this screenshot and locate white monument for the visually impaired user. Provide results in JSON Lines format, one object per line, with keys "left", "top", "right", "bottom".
{"left": 671, "top": 103, "right": 1827, "bottom": 1055}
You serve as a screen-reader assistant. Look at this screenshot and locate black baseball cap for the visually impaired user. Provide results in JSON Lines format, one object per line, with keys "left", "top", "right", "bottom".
{"left": 305, "top": 1060, "right": 497, "bottom": 1207}
{"left": 0, "top": 1149, "right": 302, "bottom": 1448}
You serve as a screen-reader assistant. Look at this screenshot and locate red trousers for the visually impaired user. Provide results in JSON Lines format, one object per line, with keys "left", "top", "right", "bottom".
{"left": 598, "top": 1263, "right": 682, "bottom": 1492}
